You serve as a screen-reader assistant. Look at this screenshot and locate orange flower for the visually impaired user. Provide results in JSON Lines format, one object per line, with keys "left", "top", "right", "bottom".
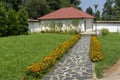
{"left": 90, "top": 36, "right": 104, "bottom": 62}
{"left": 35, "top": 67, "right": 40, "bottom": 72}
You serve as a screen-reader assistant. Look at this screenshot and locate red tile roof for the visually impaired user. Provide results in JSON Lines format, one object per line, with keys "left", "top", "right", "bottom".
{"left": 38, "top": 7, "right": 95, "bottom": 20}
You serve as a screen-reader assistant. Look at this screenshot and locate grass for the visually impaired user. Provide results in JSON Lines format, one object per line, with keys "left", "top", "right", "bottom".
{"left": 0, "top": 33, "right": 74, "bottom": 80}
{"left": 95, "top": 33, "right": 120, "bottom": 78}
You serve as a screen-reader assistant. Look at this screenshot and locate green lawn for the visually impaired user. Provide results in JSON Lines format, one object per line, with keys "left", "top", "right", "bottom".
{"left": 0, "top": 33, "right": 74, "bottom": 80}
{"left": 95, "top": 33, "right": 120, "bottom": 78}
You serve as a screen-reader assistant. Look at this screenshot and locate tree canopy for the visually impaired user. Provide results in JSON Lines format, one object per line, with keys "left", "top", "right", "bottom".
{"left": 26, "top": 0, "right": 81, "bottom": 19}
{"left": 86, "top": 6, "right": 93, "bottom": 15}
{"left": 1, "top": 0, "right": 81, "bottom": 19}
{"left": 26, "top": 0, "right": 50, "bottom": 19}
{"left": 94, "top": 10, "right": 101, "bottom": 20}
{"left": 1, "top": 0, "right": 23, "bottom": 11}
{"left": 102, "top": 0, "right": 120, "bottom": 21}
{"left": 113, "top": 0, "right": 120, "bottom": 20}
{"left": 102, "top": 0, "right": 114, "bottom": 20}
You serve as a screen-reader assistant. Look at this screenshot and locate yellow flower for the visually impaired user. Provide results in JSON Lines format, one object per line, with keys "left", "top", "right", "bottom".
{"left": 28, "top": 66, "right": 33, "bottom": 70}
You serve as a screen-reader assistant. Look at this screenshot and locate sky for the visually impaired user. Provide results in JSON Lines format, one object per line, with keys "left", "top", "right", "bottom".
{"left": 80, "top": 0, "right": 106, "bottom": 13}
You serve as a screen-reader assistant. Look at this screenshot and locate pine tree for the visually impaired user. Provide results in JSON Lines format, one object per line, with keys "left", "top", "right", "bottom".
{"left": 7, "top": 8, "right": 19, "bottom": 35}
{"left": 86, "top": 6, "right": 93, "bottom": 15}
{"left": 113, "top": 0, "right": 120, "bottom": 20}
{"left": 0, "top": 3, "right": 8, "bottom": 36}
{"left": 94, "top": 10, "right": 101, "bottom": 20}
{"left": 18, "top": 8, "right": 28, "bottom": 34}
{"left": 102, "top": 0, "right": 114, "bottom": 20}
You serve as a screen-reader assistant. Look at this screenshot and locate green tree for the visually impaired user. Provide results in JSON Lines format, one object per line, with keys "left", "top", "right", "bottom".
{"left": 39, "top": 1, "right": 50, "bottom": 16}
{"left": 113, "top": 0, "right": 120, "bottom": 20}
{"left": 102, "top": 0, "right": 114, "bottom": 20}
{"left": 86, "top": 6, "right": 93, "bottom": 15}
{"left": 7, "top": 8, "right": 19, "bottom": 35}
{"left": 94, "top": 10, "right": 101, "bottom": 20}
{"left": 59, "top": 0, "right": 80, "bottom": 7}
{"left": 1, "top": 0, "right": 23, "bottom": 11}
{"left": 25, "top": 0, "right": 81, "bottom": 19}
{"left": 46, "top": 0, "right": 81, "bottom": 10}
{"left": 57, "top": 0, "right": 71, "bottom": 7}
{"left": 26, "top": 0, "right": 50, "bottom": 19}
{"left": 22, "top": 0, "right": 28, "bottom": 6}
{"left": 18, "top": 8, "right": 28, "bottom": 34}
{"left": 78, "top": 7, "right": 82, "bottom": 11}
{"left": 70, "top": 0, "right": 80, "bottom": 7}
{"left": 46, "top": 0, "right": 60, "bottom": 11}
{"left": 0, "top": 3, "right": 8, "bottom": 36}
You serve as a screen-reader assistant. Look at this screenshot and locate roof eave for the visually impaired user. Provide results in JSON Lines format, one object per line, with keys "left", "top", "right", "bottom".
{"left": 38, "top": 17, "right": 95, "bottom": 20}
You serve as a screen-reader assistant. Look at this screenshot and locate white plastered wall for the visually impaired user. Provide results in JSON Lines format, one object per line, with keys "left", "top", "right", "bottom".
{"left": 28, "top": 19, "right": 94, "bottom": 33}
{"left": 40, "top": 19, "right": 84, "bottom": 32}
{"left": 93, "top": 23, "right": 120, "bottom": 32}
{"left": 28, "top": 22, "right": 41, "bottom": 32}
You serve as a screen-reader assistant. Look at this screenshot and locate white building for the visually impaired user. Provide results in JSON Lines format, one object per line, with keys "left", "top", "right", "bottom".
{"left": 29, "top": 7, "right": 95, "bottom": 33}
{"left": 28, "top": 7, "right": 120, "bottom": 33}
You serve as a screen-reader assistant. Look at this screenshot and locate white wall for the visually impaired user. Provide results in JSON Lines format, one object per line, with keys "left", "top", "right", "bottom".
{"left": 93, "top": 23, "right": 120, "bottom": 32}
{"left": 28, "top": 22, "right": 41, "bottom": 32}
{"left": 28, "top": 19, "right": 82, "bottom": 32}
{"left": 85, "top": 19, "right": 93, "bottom": 32}
{"left": 28, "top": 19, "right": 93, "bottom": 33}
{"left": 29, "top": 20, "right": 120, "bottom": 33}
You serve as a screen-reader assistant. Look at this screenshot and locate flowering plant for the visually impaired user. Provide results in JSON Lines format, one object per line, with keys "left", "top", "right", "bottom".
{"left": 89, "top": 36, "right": 103, "bottom": 62}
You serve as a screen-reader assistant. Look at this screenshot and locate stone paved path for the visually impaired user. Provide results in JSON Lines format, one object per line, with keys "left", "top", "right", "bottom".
{"left": 42, "top": 35, "right": 93, "bottom": 80}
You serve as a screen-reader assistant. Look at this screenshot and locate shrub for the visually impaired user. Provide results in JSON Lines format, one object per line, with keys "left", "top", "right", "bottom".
{"left": 101, "top": 28, "right": 109, "bottom": 36}
{"left": 0, "top": 3, "right": 28, "bottom": 37}
{"left": 24, "top": 34, "right": 81, "bottom": 79}
{"left": 89, "top": 36, "right": 103, "bottom": 62}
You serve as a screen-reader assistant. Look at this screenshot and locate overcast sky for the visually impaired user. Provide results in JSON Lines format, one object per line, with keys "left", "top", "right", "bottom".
{"left": 80, "top": 0, "right": 106, "bottom": 13}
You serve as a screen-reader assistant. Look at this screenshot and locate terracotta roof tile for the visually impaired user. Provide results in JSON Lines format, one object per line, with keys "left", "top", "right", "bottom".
{"left": 38, "top": 7, "right": 95, "bottom": 20}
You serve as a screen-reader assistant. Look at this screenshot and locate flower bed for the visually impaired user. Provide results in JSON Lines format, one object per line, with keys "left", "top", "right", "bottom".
{"left": 89, "top": 36, "right": 103, "bottom": 62}
{"left": 23, "top": 34, "right": 81, "bottom": 79}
